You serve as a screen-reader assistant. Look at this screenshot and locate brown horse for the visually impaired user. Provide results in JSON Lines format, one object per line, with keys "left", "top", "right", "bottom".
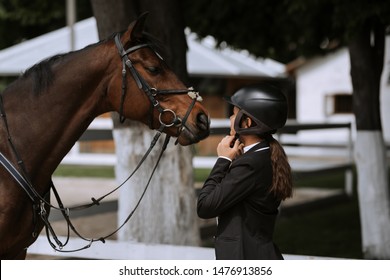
{"left": 0, "top": 14, "right": 209, "bottom": 259}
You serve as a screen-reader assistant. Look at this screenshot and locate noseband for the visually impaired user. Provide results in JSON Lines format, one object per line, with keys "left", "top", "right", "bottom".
{"left": 114, "top": 34, "right": 202, "bottom": 136}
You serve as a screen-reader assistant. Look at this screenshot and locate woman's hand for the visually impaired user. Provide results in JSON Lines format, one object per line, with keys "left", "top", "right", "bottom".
{"left": 217, "top": 135, "right": 244, "bottom": 160}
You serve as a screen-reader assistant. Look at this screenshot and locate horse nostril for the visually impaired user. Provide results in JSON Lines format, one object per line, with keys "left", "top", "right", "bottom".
{"left": 197, "top": 113, "right": 210, "bottom": 131}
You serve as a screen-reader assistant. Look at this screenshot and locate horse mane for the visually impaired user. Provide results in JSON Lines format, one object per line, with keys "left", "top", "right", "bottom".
{"left": 19, "top": 31, "right": 166, "bottom": 95}
{"left": 21, "top": 54, "right": 64, "bottom": 95}
{"left": 19, "top": 32, "right": 117, "bottom": 95}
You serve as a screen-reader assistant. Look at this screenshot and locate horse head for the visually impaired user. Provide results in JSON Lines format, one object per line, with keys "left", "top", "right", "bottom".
{"left": 107, "top": 13, "right": 210, "bottom": 145}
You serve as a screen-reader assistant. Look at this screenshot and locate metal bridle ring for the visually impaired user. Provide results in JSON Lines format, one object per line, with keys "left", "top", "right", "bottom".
{"left": 150, "top": 88, "right": 157, "bottom": 97}
{"left": 159, "top": 109, "right": 178, "bottom": 128}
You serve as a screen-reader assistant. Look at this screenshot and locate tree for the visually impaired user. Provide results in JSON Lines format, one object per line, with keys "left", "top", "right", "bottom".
{"left": 183, "top": 0, "right": 390, "bottom": 258}
{"left": 0, "top": 0, "right": 92, "bottom": 49}
{"left": 90, "top": 0, "right": 200, "bottom": 246}
{"left": 348, "top": 17, "right": 390, "bottom": 259}
{"left": 0, "top": 0, "right": 93, "bottom": 91}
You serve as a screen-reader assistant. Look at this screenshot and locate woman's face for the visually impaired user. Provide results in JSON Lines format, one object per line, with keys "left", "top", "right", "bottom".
{"left": 229, "top": 106, "right": 240, "bottom": 136}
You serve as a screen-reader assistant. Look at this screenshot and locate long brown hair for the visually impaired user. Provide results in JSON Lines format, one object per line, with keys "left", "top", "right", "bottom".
{"left": 266, "top": 135, "right": 293, "bottom": 201}
{"left": 240, "top": 113, "right": 293, "bottom": 200}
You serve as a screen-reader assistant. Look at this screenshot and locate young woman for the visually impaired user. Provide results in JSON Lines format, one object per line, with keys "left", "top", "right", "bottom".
{"left": 197, "top": 84, "right": 293, "bottom": 260}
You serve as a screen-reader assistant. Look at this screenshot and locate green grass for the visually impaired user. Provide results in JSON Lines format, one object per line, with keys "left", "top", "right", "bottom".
{"left": 274, "top": 167, "right": 363, "bottom": 259}
{"left": 293, "top": 171, "right": 347, "bottom": 189}
{"left": 276, "top": 169, "right": 362, "bottom": 259}
{"left": 54, "top": 165, "right": 115, "bottom": 178}
{"left": 194, "top": 168, "right": 212, "bottom": 182}
{"left": 274, "top": 194, "right": 363, "bottom": 259}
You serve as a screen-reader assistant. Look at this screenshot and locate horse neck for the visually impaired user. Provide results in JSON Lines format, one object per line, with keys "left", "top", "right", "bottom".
{"left": 1, "top": 44, "right": 115, "bottom": 190}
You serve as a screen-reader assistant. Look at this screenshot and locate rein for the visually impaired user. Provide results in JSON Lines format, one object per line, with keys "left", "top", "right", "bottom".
{"left": 0, "top": 33, "right": 204, "bottom": 253}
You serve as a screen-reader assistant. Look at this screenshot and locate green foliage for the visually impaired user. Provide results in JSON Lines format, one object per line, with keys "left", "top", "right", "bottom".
{"left": 0, "top": 0, "right": 64, "bottom": 25}
{"left": 0, "top": 0, "right": 63, "bottom": 49}
{"left": 183, "top": 0, "right": 390, "bottom": 63}
{"left": 0, "top": 0, "right": 92, "bottom": 49}
{"left": 3, "top": 0, "right": 389, "bottom": 63}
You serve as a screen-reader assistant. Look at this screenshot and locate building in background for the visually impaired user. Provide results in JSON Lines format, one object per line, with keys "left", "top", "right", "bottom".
{"left": 287, "top": 38, "right": 390, "bottom": 145}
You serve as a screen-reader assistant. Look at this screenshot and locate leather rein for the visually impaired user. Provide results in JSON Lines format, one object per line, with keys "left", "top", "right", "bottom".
{"left": 0, "top": 33, "right": 203, "bottom": 253}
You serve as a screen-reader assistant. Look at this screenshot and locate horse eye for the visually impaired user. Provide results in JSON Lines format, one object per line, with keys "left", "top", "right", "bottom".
{"left": 146, "top": 66, "right": 160, "bottom": 75}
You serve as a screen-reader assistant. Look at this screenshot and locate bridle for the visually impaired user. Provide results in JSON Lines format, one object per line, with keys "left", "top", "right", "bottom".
{"left": 0, "top": 33, "right": 204, "bottom": 253}
{"left": 114, "top": 33, "right": 202, "bottom": 137}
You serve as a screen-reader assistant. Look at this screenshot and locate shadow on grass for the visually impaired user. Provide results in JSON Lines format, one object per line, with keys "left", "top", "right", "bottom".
{"left": 274, "top": 194, "right": 363, "bottom": 259}
{"left": 274, "top": 168, "right": 363, "bottom": 259}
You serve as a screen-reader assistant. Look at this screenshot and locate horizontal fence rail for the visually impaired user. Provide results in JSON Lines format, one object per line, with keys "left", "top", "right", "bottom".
{"left": 63, "top": 118, "right": 354, "bottom": 196}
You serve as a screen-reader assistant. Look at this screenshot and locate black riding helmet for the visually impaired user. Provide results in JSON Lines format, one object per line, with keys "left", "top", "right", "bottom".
{"left": 225, "top": 84, "right": 288, "bottom": 136}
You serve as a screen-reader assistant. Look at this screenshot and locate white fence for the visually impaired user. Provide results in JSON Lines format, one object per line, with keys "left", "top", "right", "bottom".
{"left": 28, "top": 236, "right": 214, "bottom": 260}
{"left": 28, "top": 235, "right": 342, "bottom": 260}
{"left": 63, "top": 118, "right": 355, "bottom": 195}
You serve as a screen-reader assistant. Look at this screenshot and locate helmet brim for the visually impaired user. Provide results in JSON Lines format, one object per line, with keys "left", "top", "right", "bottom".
{"left": 223, "top": 96, "right": 240, "bottom": 109}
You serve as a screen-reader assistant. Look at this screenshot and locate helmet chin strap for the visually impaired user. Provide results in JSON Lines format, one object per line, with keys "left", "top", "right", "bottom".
{"left": 234, "top": 109, "right": 273, "bottom": 136}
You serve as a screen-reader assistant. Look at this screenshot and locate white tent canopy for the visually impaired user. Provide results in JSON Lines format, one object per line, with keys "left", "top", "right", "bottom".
{"left": 0, "top": 17, "right": 285, "bottom": 78}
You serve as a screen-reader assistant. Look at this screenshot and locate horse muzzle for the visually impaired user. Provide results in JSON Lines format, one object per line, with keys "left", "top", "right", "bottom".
{"left": 174, "top": 112, "right": 210, "bottom": 146}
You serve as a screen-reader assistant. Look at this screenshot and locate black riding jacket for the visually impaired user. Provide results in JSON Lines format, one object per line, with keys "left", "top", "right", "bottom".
{"left": 197, "top": 141, "right": 283, "bottom": 260}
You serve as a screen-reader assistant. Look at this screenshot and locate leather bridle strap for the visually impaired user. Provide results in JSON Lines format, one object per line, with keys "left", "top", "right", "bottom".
{"left": 0, "top": 95, "right": 41, "bottom": 203}
{"left": 114, "top": 34, "right": 198, "bottom": 129}
{"left": 0, "top": 152, "right": 36, "bottom": 202}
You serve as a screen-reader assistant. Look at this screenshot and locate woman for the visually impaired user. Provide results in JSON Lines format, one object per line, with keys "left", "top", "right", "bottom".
{"left": 197, "top": 84, "right": 293, "bottom": 260}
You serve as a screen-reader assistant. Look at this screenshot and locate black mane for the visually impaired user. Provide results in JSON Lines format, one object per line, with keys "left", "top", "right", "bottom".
{"left": 21, "top": 54, "right": 65, "bottom": 95}
{"left": 20, "top": 34, "right": 114, "bottom": 95}
{"left": 19, "top": 31, "right": 166, "bottom": 95}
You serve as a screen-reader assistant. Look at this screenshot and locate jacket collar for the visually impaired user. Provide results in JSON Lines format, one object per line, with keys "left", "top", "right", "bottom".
{"left": 245, "top": 140, "right": 269, "bottom": 153}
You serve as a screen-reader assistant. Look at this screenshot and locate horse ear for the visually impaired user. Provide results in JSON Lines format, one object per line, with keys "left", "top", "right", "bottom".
{"left": 129, "top": 12, "right": 149, "bottom": 41}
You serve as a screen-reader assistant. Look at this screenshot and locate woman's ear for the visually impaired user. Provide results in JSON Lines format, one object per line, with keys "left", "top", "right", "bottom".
{"left": 246, "top": 117, "right": 252, "bottom": 128}
{"left": 241, "top": 116, "right": 252, "bottom": 128}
